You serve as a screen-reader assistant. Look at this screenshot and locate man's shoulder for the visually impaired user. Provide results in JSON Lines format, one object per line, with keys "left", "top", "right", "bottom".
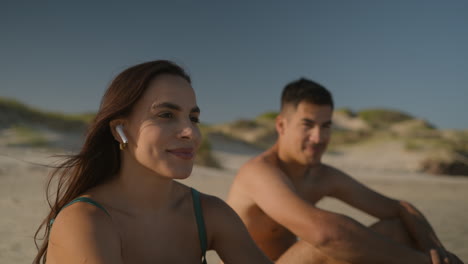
{"left": 237, "top": 148, "right": 281, "bottom": 178}
{"left": 311, "top": 162, "right": 348, "bottom": 178}
{"left": 310, "top": 163, "right": 361, "bottom": 194}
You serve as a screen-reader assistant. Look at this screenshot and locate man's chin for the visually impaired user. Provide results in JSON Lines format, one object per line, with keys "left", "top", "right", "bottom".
{"left": 305, "top": 156, "right": 322, "bottom": 166}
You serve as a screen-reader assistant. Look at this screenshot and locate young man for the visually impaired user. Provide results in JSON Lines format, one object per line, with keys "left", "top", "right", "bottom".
{"left": 226, "top": 79, "right": 463, "bottom": 264}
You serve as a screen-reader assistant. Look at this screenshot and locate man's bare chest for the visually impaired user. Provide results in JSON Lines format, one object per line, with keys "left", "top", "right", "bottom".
{"left": 292, "top": 175, "right": 332, "bottom": 205}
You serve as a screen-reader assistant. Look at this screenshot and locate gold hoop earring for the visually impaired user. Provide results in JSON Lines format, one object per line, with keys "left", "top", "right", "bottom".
{"left": 119, "top": 142, "right": 128, "bottom": 150}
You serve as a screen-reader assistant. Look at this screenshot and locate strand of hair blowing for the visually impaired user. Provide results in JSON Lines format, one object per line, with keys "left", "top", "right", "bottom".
{"left": 33, "top": 60, "right": 191, "bottom": 263}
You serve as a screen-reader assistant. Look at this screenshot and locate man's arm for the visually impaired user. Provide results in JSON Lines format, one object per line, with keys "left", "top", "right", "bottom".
{"left": 239, "top": 161, "right": 430, "bottom": 264}
{"left": 398, "top": 202, "right": 463, "bottom": 264}
{"left": 327, "top": 166, "right": 463, "bottom": 264}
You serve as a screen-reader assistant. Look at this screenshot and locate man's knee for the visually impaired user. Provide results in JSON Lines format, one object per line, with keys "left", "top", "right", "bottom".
{"left": 276, "top": 240, "right": 348, "bottom": 264}
{"left": 370, "top": 218, "right": 415, "bottom": 247}
{"left": 275, "top": 240, "right": 323, "bottom": 264}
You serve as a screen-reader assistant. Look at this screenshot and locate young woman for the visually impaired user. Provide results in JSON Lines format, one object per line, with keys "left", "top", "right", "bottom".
{"left": 34, "top": 60, "right": 272, "bottom": 264}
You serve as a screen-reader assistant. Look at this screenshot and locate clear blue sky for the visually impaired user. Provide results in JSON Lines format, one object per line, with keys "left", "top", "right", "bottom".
{"left": 2, "top": 1, "right": 467, "bottom": 129}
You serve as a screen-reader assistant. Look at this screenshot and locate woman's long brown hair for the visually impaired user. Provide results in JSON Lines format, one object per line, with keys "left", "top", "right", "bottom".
{"left": 33, "top": 60, "right": 191, "bottom": 263}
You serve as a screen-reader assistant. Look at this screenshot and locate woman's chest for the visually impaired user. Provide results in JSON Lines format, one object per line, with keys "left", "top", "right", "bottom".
{"left": 117, "top": 211, "right": 204, "bottom": 263}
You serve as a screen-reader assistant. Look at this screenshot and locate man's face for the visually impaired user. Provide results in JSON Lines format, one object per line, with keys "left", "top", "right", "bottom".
{"left": 278, "top": 101, "right": 333, "bottom": 166}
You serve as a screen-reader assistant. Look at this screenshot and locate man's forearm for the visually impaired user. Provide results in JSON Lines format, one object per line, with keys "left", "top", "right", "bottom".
{"left": 398, "top": 201, "right": 443, "bottom": 251}
{"left": 308, "top": 213, "right": 430, "bottom": 264}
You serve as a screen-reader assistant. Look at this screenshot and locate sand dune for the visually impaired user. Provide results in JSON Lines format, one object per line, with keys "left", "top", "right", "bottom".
{"left": 1, "top": 136, "right": 467, "bottom": 263}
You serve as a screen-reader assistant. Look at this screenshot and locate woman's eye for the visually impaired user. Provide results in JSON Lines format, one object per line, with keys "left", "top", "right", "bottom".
{"left": 323, "top": 122, "right": 333, "bottom": 129}
{"left": 158, "top": 112, "right": 173, "bottom": 119}
{"left": 190, "top": 116, "right": 200, "bottom": 123}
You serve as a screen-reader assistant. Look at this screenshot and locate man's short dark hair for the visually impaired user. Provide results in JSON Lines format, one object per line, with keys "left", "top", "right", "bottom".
{"left": 281, "top": 78, "right": 334, "bottom": 111}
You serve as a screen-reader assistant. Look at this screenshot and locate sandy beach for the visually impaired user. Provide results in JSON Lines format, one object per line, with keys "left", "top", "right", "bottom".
{"left": 1, "top": 137, "right": 467, "bottom": 263}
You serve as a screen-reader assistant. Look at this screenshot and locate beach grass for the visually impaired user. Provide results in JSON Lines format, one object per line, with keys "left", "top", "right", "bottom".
{"left": 7, "top": 125, "right": 50, "bottom": 148}
{"left": 0, "top": 97, "right": 90, "bottom": 132}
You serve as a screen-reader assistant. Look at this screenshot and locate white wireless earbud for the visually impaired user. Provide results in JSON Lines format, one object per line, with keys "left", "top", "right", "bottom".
{"left": 116, "top": 125, "right": 128, "bottom": 150}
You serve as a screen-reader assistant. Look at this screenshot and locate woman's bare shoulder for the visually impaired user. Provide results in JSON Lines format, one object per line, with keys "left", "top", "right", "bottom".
{"left": 199, "top": 192, "right": 248, "bottom": 232}
{"left": 195, "top": 192, "right": 242, "bottom": 243}
{"left": 198, "top": 192, "right": 231, "bottom": 213}
{"left": 47, "top": 199, "right": 122, "bottom": 263}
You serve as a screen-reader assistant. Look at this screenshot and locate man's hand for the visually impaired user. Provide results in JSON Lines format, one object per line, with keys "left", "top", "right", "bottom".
{"left": 430, "top": 248, "right": 464, "bottom": 264}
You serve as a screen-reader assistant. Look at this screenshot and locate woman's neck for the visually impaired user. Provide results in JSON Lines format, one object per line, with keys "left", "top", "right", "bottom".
{"left": 108, "top": 156, "right": 179, "bottom": 213}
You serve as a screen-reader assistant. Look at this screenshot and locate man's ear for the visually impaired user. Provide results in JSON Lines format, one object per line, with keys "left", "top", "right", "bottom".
{"left": 276, "top": 114, "right": 286, "bottom": 135}
{"left": 109, "top": 119, "right": 126, "bottom": 143}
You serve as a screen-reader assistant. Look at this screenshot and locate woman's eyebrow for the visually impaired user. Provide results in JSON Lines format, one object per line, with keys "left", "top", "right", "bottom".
{"left": 153, "top": 102, "right": 181, "bottom": 111}
{"left": 191, "top": 106, "right": 200, "bottom": 113}
{"left": 152, "top": 102, "right": 200, "bottom": 113}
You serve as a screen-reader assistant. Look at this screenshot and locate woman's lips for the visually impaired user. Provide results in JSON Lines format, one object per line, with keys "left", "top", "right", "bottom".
{"left": 167, "top": 148, "right": 195, "bottom": 160}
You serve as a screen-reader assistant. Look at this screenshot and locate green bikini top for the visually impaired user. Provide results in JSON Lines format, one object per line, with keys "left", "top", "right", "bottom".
{"left": 50, "top": 188, "right": 208, "bottom": 264}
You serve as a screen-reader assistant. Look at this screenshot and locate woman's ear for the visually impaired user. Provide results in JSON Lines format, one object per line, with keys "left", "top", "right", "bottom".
{"left": 109, "top": 119, "right": 126, "bottom": 143}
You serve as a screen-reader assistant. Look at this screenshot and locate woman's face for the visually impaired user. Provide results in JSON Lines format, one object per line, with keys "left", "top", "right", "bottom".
{"left": 124, "top": 74, "right": 201, "bottom": 180}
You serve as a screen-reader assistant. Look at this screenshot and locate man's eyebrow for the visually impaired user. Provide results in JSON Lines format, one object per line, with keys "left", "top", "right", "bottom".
{"left": 152, "top": 102, "right": 200, "bottom": 113}
{"left": 301, "top": 118, "right": 333, "bottom": 125}
{"left": 301, "top": 118, "right": 316, "bottom": 123}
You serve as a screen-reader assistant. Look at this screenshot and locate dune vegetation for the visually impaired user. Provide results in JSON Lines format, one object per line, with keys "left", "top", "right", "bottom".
{"left": 209, "top": 108, "right": 468, "bottom": 176}
{"left": 196, "top": 124, "right": 221, "bottom": 168}
{"left": 357, "top": 108, "right": 414, "bottom": 129}
{"left": 7, "top": 125, "right": 50, "bottom": 148}
{"left": 0, "top": 97, "right": 91, "bottom": 132}
{"left": 2, "top": 97, "right": 467, "bottom": 175}
{"left": 0, "top": 97, "right": 220, "bottom": 167}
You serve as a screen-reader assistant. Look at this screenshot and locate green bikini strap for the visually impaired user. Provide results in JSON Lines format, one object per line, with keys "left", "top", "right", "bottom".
{"left": 49, "top": 197, "right": 111, "bottom": 226}
{"left": 191, "top": 188, "right": 208, "bottom": 264}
